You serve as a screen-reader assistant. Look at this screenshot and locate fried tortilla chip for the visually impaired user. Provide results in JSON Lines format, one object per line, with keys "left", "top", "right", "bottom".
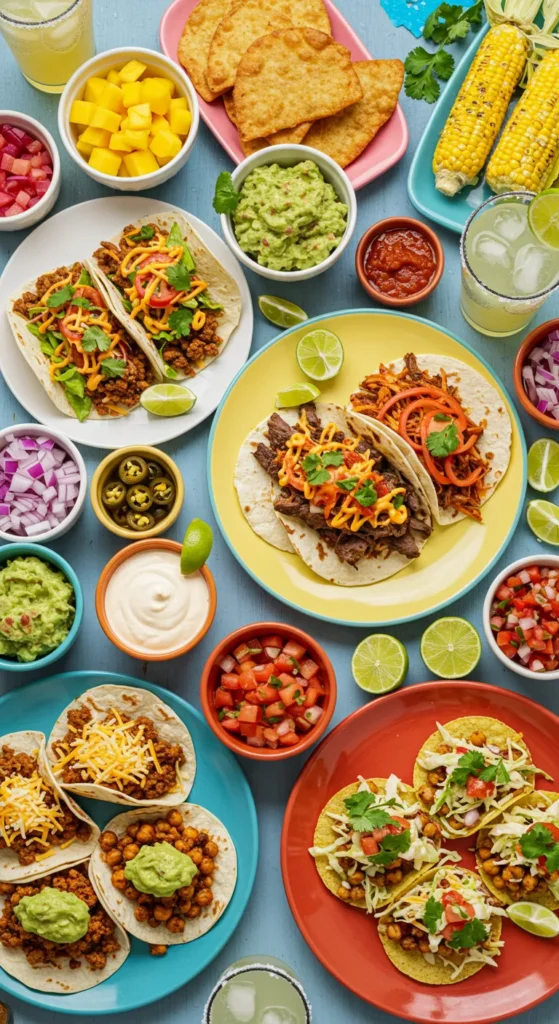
{"left": 304, "top": 59, "right": 404, "bottom": 167}
{"left": 178, "top": 0, "right": 242, "bottom": 102}
{"left": 234, "top": 29, "right": 362, "bottom": 141}
{"left": 223, "top": 91, "right": 311, "bottom": 153}
{"left": 206, "top": 0, "right": 331, "bottom": 95}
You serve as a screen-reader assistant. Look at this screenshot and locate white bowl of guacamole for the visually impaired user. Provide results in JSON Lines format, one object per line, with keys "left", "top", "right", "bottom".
{"left": 220, "top": 144, "right": 357, "bottom": 282}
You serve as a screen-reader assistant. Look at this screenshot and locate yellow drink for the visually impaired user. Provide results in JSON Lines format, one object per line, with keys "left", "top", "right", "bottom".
{"left": 0, "top": 0, "right": 95, "bottom": 93}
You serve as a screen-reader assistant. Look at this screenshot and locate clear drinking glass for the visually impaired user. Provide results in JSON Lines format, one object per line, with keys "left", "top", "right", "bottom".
{"left": 0, "top": 0, "right": 95, "bottom": 93}
{"left": 203, "top": 956, "right": 312, "bottom": 1024}
{"left": 460, "top": 191, "right": 559, "bottom": 338}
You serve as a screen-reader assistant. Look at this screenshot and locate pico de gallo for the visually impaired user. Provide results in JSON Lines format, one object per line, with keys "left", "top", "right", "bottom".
{"left": 213, "top": 631, "right": 327, "bottom": 750}
{"left": 489, "top": 563, "right": 559, "bottom": 673}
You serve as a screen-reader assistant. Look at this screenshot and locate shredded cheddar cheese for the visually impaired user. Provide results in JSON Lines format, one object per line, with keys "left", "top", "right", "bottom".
{"left": 0, "top": 772, "right": 65, "bottom": 848}
{"left": 52, "top": 709, "right": 165, "bottom": 791}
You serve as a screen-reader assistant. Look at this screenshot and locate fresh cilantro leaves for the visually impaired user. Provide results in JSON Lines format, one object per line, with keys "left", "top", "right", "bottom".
{"left": 213, "top": 170, "right": 240, "bottom": 213}
{"left": 168, "top": 306, "right": 194, "bottom": 338}
{"left": 337, "top": 476, "right": 359, "bottom": 492}
{"left": 370, "top": 829, "right": 411, "bottom": 866}
{"left": 100, "top": 357, "right": 126, "bottom": 378}
{"left": 404, "top": 1, "right": 482, "bottom": 102}
{"left": 302, "top": 451, "right": 342, "bottom": 486}
{"left": 354, "top": 480, "right": 378, "bottom": 507}
{"left": 426, "top": 421, "right": 460, "bottom": 458}
{"left": 450, "top": 750, "right": 485, "bottom": 787}
{"left": 480, "top": 759, "right": 510, "bottom": 785}
{"left": 520, "top": 824, "right": 559, "bottom": 872}
{"left": 423, "top": 896, "right": 444, "bottom": 934}
{"left": 344, "top": 791, "right": 394, "bottom": 832}
{"left": 393, "top": 494, "right": 404, "bottom": 509}
{"left": 447, "top": 918, "right": 488, "bottom": 949}
{"left": 46, "top": 284, "right": 75, "bottom": 308}
{"left": 81, "top": 325, "right": 112, "bottom": 352}
{"left": 71, "top": 296, "right": 92, "bottom": 310}
{"left": 166, "top": 262, "right": 191, "bottom": 291}
{"left": 322, "top": 451, "right": 344, "bottom": 468}
{"left": 78, "top": 267, "right": 93, "bottom": 287}
{"left": 131, "top": 225, "right": 155, "bottom": 242}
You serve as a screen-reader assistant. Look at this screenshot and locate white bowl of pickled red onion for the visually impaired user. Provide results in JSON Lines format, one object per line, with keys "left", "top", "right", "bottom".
{"left": 0, "top": 112, "right": 60, "bottom": 231}
{"left": 0, "top": 424, "right": 87, "bottom": 543}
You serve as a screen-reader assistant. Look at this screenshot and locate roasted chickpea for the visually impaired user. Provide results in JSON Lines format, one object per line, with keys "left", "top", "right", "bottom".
{"left": 197, "top": 833, "right": 209, "bottom": 847}
{"left": 178, "top": 885, "right": 195, "bottom": 901}
{"left": 200, "top": 857, "right": 215, "bottom": 876}
{"left": 184, "top": 826, "right": 199, "bottom": 841}
{"left": 492, "top": 875, "right": 505, "bottom": 890}
{"left": 156, "top": 821, "right": 171, "bottom": 834}
{"left": 428, "top": 769, "right": 445, "bottom": 786}
{"left": 150, "top": 945, "right": 168, "bottom": 957}
{"left": 386, "top": 869, "right": 403, "bottom": 884}
{"left": 346, "top": 871, "right": 365, "bottom": 885}
{"left": 138, "top": 893, "right": 153, "bottom": 906}
{"left": 204, "top": 841, "right": 219, "bottom": 859}
{"left": 190, "top": 847, "right": 203, "bottom": 865}
{"left": 195, "top": 888, "right": 213, "bottom": 906}
{"left": 522, "top": 874, "right": 538, "bottom": 891}
{"left": 167, "top": 916, "right": 185, "bottom": 934}
{"left": 477, "top": 846, "right": 492, "bottom": 861}
{"left": 469, "top": 731, "right": 486, "bottom": 747}
{"left": 124, "top": 885, "right": 139, "bottom": 901}
{"left": 439, "top": 803, "right": 450, "bottom": 815}
{"left": 174, "top": 840, "right": 190, "bottom": 854}
{"left": 119, "top": 835, "right": 135, "bottom": 849}
{"left": 135, "top": 905, "right": 150, "bottom": 922}
{"left": 126, "top": 823, "right": 140, "bottom": 839}
{"left": 112, "top": 870, "right": 127, "bottom": 891}
{"left": 202, "top": 876, "right": 213, "bottom": 889}
{"left": 418, "top": 940, "right": 431, "bottom": 953}
{"left": 186, "top": 904, "right": 201, "bottom": 919}
{"left": 136, "top": 824, "right": 156, "bottom": 844}
{"left": 368, "top": 781, "right": 378, "bottom": 793}
{"left": 349, "top": 886, "right": 365, "bottom": 901}
{"left": 153, "top": 905, "right": 173, "bottom": 922}
{"left": 0, "top": 883, "right": 14, "bottom": 895}
{"left": 105, "top": 849, "right": 123, "bottom": 868}
{"left": 482, "top": 859, "right": 501, "bottom": 876}
{"left": 437, "top": 743, "right": 452, "bottom": 754}
{"left": 123, "top": 843, "right": 140, "bottom": 862}
{"left": 423, "top": 821, "right": 439, "bottom": 839}
{"left": 418, "top": 785, "right": 435, "bottom": 806}
{"left": 502, "top": 866, "right": 514, "bottom": 882}
{"left": 549, "top": 870, "right": 559, "bottom": 883}
{"left": 160, "top": 896, "right": 176, "bottom": 908}
{"left": 510, "top": 865, "right": 524, "bottom": 879}
{"left": 386, "top": 923, "right": 402, "bottom": 941}
{"left": 100, "top": 831, "right": 118, "bottom": 851}
{"left": 148, "top": 917, "right": 160, "bottom": 928}
{"left": 166, "top": 810, "right": 183, "bottom": 828}
{"left": 401, "top": 936, "right": 417, "bottom": 950}
{"left": 446, "top": 816, "right": 463, "bottom": 831}
{"left": 337, "top": 886, "right": 350, "bottom": 901}
{"left": 178, "top": 901, "right": 192, "bottom": 914}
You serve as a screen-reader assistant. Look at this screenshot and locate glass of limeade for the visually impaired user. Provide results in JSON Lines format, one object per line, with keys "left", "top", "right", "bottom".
{"left": 0, "top": 0, "right": 95, "bottom": 93}
{"left": 204, "top": 956, "right": 312, "bottom": 1024}
{"left": 460, "top": 191, "right": 559, "bottom": 338}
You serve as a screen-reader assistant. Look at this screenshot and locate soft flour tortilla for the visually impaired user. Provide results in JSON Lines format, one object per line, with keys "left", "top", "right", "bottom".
{"left": 312, "top": 778, "right": 441, "bottom": 910}
{"left": 87, "top": 211, "right": 242, "bottom": 381}
{"left": 46, "top": 685, "right": 196, "bottom": 807}
{"left": 90, "top": 804, "right": 237, "bottom": 945}
{"left": 0, "top": 860, "right": 130, "bottom": 994}
{"left": 0, "top": 731, "right": 99, "bottom": 883}
{"left": 476, "top": 791, "right": 559, "bottom": 910}
{"left": 349, "top": 354, "right": 512, "bottom": 526}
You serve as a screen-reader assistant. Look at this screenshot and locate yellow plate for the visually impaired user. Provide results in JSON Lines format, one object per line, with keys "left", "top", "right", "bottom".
{"left": 208, "top": 310, "right": 526, "bottom": 626}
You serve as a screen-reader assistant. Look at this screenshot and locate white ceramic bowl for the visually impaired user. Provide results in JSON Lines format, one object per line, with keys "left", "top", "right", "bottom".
{"left": 483, "top": 554, "right": 559, "bottom": 680}
{"left": 0, "top": 111, "right": 60, "bottom": 232}
{"left": 220, "top": 144, "right": 357, "bottom": 282}
{"left": 0, "top": 423, "right": 87, "bottom": 543}
{"left": 58, "top": 47, "right": 200, "bottom": 192}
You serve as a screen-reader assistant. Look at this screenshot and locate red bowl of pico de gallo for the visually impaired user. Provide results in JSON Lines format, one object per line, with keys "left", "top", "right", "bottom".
{"left": 200, "top": 622, "right": 337, "bottom": 760}
{"left": 483, "top": 555, "right": 559, "bottom": 679}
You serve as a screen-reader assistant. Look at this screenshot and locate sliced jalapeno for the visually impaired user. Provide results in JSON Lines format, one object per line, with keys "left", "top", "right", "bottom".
{"left": 126, "top": 510, "right": 156, "bottom": 532}
{"left": 101, "top": 480, "right": 127, "bottom": 508}
{"left": 112, "top": 504, "right": 130, "bottom": 527}
{"left": 146, "top": 460, "right": 165, "bottom": 483}
{"left": 153, "top": 506, "right": 168, "bottom": 523}
{"left": 151, "top": 476, "right": 175, "bottom": 507}
{"left": 118, "top": 456, "right": 148, "bottom": 486}
{"left": 126, "top": 484, "right": 153, "bottom": 512}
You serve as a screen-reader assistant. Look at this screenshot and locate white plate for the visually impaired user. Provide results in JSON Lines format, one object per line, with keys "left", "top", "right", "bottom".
{"left": 0, "top": 197, "right": 253, "bottom": 449}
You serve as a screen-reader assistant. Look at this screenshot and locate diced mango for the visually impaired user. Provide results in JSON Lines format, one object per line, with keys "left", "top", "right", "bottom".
{"left": 109, "top": 132, "right": 133, "bottom": 152}
{"left": 122, "top": 81, "right": 142, "bottom": 108}
{"left": 123, "top": 150, "right": 159, "bottom": 177}
{"left": 107, "top": 69, "right": 121, "bottom": 86}
{"left": 140, "top": 79, "right": 171, "bottom": 115}
{"left": 118, "top": 162, "right": 129, "bottom": 177}
{"left": 69, "top": 99, "right": 96, "bottom": 126}
{"left": 118, "top": 59, "right": 147, "bottom": 84}
{"left": 150, "top": 114, "right": 171, "bottom": 134}
{"left": 149, "top": 129, "right": 182, "bottom": 163}
{"left": 120, "top": 117, "right": 131, "bottom": 132}
{"left": 169, "top": 97, "right": 187, "bottom": 112}
{"left": 88, "top": 147, "right": 122, "bottom": 176}
{"left": 80, "top": 126, "right": 111, "bottom": 147}
{"left": 151, "top": 76, "right": 175, "bottom": 97}
{"left": 98, "top": 80, "right": 124, "bottom": 113}
{"left": 127, "top": 103, "right": 152, "bottom": 131}
{"left": 76, "top": 139, "right": 93, "bottom": 158}
{"left": 169, "top": 107, "right": 191, "bottom": 136}
{"left": 90, "top": 106, "right": 122, "bottom": 133}
{"left": 84, "top": 76, "right": 106, "bottom": 104}
{"left": 122, "top": 129, "right": 150, "bottom": 151}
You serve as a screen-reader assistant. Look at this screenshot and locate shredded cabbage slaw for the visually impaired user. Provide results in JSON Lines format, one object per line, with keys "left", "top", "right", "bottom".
{"left": 482, "top": 798, "right": 559, "bottom": 899}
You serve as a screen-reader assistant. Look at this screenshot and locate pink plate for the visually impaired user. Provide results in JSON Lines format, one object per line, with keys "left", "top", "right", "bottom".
{"left": 159, "top": 0, "right": 408, "bottom": 189}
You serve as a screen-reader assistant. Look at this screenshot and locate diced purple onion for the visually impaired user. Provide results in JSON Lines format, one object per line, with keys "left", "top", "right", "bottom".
{"left": 523, "top": 333, "right": 559, "bottom": 417}
{"left": 0, "top": 433, "right": 81, "bottom": 537}
{"left": 463, "top": 809, "right": 480, "bottom": 827}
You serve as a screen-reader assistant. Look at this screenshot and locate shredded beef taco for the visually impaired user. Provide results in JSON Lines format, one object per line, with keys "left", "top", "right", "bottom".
{"left": 234, "top": 401, "right": 433, "bottom": 586}
{"left": 377, "top": 865, "right": 506, "bottom": 985}
{"left": 7, "top": 262, "right": 159, "bottom": 421}
{"left": 46, "top": 684, "right": 196, "bottom": 807}
{"left": 89, "top": 212, "right": 242, "bottom": 380}
{"left": 0, "top": 731, "right": 99, "bottom": 883}
{"left": 476, "top": 791, "right": 559, "bottom": 909}
{"left": 349, "top": 352, "right": 512, "bottom": 524}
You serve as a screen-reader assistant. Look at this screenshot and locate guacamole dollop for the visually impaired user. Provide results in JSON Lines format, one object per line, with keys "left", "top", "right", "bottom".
{"left": 0, "top": 556, "right": 75, "bottom": 663}
{"left": 13, "top": 888, "right": 89, "bottom": 944}
{"left": 124, "top": 841, "right": 198, "bottom": 897}
{"left": 232, "top": 160, "right": 348, "bottom": 272}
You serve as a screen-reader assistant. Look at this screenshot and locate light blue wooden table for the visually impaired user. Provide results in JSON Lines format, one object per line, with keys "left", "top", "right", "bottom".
{"left": 1, "top": 2, "right": 559, "bottom": 1022}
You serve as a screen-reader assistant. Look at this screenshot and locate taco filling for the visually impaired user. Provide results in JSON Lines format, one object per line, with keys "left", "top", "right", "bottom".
{"left": 477, "top": 796, "right": 559, "bottom": 903}
{"left": 11, "top": 264, "right": 155, "bottom": 421}
{"left": 92, "top": 221, "right": 224, "bottom": 378}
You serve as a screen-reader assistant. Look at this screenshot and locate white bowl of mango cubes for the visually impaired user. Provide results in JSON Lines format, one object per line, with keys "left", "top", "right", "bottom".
{"left": 58, "top": 47, "right": 199, "bottom": 191}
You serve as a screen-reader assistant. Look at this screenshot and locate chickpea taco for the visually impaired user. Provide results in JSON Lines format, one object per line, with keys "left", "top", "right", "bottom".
{"left": 89, "top": 804, "right": 237, "bottom": 952}
{"left": 414, "top": 718, "right": 549, "bottom": 838}
{"left": 46, "top": 684, "right": 196, "bottom": 807}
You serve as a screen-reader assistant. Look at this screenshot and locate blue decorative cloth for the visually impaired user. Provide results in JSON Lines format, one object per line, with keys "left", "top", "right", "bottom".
{"left": 380, "top": 0, "right": 477, "bottom": 37}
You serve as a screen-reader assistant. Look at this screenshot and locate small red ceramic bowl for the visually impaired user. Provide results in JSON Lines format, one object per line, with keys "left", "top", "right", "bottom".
{"left": 355, "top": 216, "right": 444, "bottom": 308}
{"left": 514, "top": 318, "right": 559, "bottom": 430}
{"left": 200, "top": 622, "right": 337, "bottom": 761}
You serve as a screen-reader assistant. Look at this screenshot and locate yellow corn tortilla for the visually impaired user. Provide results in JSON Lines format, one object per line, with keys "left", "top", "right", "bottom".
{"left": 178, "top": 0, "right": 243, "bottom": 102}
{"left": 222, "top": 90, "right": 311, "bottom": 154}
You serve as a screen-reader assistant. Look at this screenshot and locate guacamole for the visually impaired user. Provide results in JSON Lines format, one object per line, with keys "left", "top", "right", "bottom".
{"left": 13, "top": 888, "right": 89, "bottom": 943}
{"left": 124, "top": 841, "right": 198, "bottom": 897}
{"left": 0, "top": 556, "right": 75, "bottom": 663}
{"left": 232, "top": 160, "right": 348, "bottom": 272}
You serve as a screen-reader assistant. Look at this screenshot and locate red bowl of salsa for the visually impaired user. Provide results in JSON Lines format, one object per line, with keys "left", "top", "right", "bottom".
{"left": 355, "top": 216, "right": 444, "bottom": 308}
{"left": 200, "top": 622, "right": 337, "bottom": 760}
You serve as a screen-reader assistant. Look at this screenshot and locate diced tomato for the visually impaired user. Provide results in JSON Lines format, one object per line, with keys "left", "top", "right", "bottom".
{"left": 222, "top": 717, "right": 241, "bottom": 734}
{"left": 253, "top": 663, "right": 276, "bottom": 683}
{"left": 496, "top": 585, "right": 514, "bottom": 601}
{"left": 279, "top": 732, "right": 300, "bottom": 747}
{"left": 215, "top": 688, "right": 234, "bottom": 709}
{"left": 542, "top": 620, "right": 559, "bottom": 635}
{"left": 279, "top": 682, "right": 304, "bottom": 707}
{"left": 501, "top": 644, "right": 518, "bottom": 659}
{"left": 387, "top": 815, "right": 410, "bottom": 834}
{"left": 527, "top": 566, "right": 542, "bottom": 582}
{"left": 497, "top": 631, "right": 514, "bottom": 648}
{"left": 239, "top": 670, "right": 257, "bottom": 690}
{"left": 300, "top": 658, "right": 319, "bottom": 680}
{"left": 235, "top": 659, "right": 256, "bottom": 674}
{"left": 442, "top": 890, "right": 475, "bottom": 924}
{"left": 221, "top": 673, "right": 242, "bottom": 690}
{"left": 244, "top": 691, "right": 263, "bottom": 705}
{"left": 246, "top": 725, "right": 266, "bottom": 747}
{"left": 239, "top": 722, "right": 258, "bottom": 737}
{"left": 528, "top": 638, "right": 547, "bottom": 651}
{"left": 261, "top": 634, "right": 283, "bottom": 649}
{"left": 361, "top": 835, "right": 379, "bottom": 856}
{"left": 274, "top": 653, "right": 298, "bottom": 675}
{"left": 466, "top": 775, "right": 495, "bottom": 799}
{"left": 263, "top": 727, "right": 279, "bottom": 745}
{"left": 253, "top": 684, "right": 280, "bottom": 704}
{"left": 295, "top": 716, "right": 312, "bottom": 732}
{"left": 265, "top": 701, "right": 286, "bottom": 719}
{"left": 528, "top": 820, "right": 559, "bottom": 842}
{"left": 304, "top": 687, "right": 319, "bottom": 708}
{"left": 551, "top": 600, "right": 559, "bottom": 617}
{"left": 442, "top": 922, "right": 465, "bottom": 942}
{"left": 277, "top": 673, "right": 296, "bottom": 688}
{"left": 507, "top": 576, "right": 524, "bottom": 589}
{"left": 238, "top": 705, "right": 262, "bottom": 724}
{"left": 456, "top": 746, "right": 469, "bottom": 753}
{"left": 282, "top": 640, "right": 307, "bottom": 661}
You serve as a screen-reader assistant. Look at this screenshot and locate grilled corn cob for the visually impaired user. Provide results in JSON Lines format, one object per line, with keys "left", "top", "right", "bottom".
{"left": 486, "top": 49, "right": 559, "bottom": 192}
{"left": 433, "top": 23, "right": 529, "bottom": 196}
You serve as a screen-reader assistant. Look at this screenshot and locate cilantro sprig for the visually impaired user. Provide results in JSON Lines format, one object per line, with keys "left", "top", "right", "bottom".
{"left": 213, "top": 171, "right": 240, "bottom": 214}
{"left": 370, "top": 829, "right": 411, "bottom": 866}
{"left": 423, "top": 896, "right": 444, "bottom": 934}
{"left": 344, "top": 792, "right": 395, "bottom": 833}
{"left": 404, "top": 1, "right": 482, "bottom": 103}
{"left": 426, "top": 421, "right": 460, "bottom": 458}
{"left": 520, "top": 824, "right": 559, "bottom": 872}
{"left": 447, "top": 917, "right": 488, "bottom": 949}
{"left": 450, "top": 749, "right": 509, "bottom": 788}
{"left": 82, "top": 325, "right": 111, "bottom": 352}
{"left": 302, "top": 449, "right": 344, "bottom": 485}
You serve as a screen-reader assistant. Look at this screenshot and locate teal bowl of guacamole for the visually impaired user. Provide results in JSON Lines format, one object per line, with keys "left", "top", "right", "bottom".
{"left": 0, "top": 543, "right": 83, "bottom": 673}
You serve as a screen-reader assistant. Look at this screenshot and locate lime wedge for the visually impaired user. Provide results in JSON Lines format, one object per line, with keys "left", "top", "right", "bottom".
{"left": 420, "top": 617, "right": 481, "bottom": 679}
{"left": 140, "top": 384, "right": 196, "bottom": 417}
{"left": 351, "top": 634, "right": 408, "bottom": 695}
{"left": 181, "top": 518, "right": 213, "bottom": 575}
{"left": 276, "top": 382, "right": 321, "bottom": 408}
{"left": 258, "top": 294, "right": 308, "bottom": 328}
{"left": 528, "top": 189, "right": 559, "bottom": 250}
{"left": 296, "top": 329, "right": 344, "bottom": 381}
{"left": 528, "top": 438, "right": 559, "bottom": 493}
{"left": 508, "top": 901, "right": 559, "bottom": 938}
{"left": 527, "top": 499, "right": 559, "bottom": 545}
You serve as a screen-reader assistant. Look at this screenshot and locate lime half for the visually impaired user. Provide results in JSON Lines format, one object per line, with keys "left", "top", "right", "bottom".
{"left": 181, "top": 518, "right": 213, "bottom": 575}
{"left": 508, "top": 901, "right": 559, "bottom": 938}
{"left": 258, "top": 294, "right": 308, "bottom": 328}
{"left": 140, "top": 384, "right": 197, "bottom": 417}
{"left": 420, "top": 617, "right": 481, "bottom": 679}
{"left": 528, "top": 189, "right": 559, "bottom": 250}
{"left": 527, "top": 499, "right": 559, "bottom": 545}
{"left": 351, "top": 634, "right": 408, "bottom": 695}
{"left": 528, "top": 438, "right": 559, "bottom": 493}
{"left": 276, "top": 382, "right": 320, "bottom": 408}
{"left": 296, "top": 329, "right": 344, "bottom": 381}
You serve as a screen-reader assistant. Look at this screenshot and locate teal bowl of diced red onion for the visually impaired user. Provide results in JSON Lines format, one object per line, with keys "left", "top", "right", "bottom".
{"left": 514, "top": 318, "right": 559, "bottom": 429}
{"left": 0, "top": 111, "right": 60, "bottom": 230}
{"left": 483, "top": 556, "right": 559, "bottom": 679}
{"left": 0, "top": 424, "right": 87, "bottom": 543}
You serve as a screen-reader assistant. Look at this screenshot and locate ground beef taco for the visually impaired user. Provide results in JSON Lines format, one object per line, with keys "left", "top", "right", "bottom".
{"left": 46, "top": 685, "right": 196, "bottom": 807}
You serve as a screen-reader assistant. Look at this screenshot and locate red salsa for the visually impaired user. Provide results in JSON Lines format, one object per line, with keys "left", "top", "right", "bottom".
{"left": 490, "top": 564, "right": 559, "bottom": 672}
{"left": 364, "top": 228, "right": 437, "bottom": 299}
{"left": 214, "top": 632, "right": 326, "bottom": 750}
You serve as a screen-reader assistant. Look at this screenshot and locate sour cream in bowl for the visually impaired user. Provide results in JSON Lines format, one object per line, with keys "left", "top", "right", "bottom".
{"left": 96, "top": 539, "right": 216, "bottom": 661}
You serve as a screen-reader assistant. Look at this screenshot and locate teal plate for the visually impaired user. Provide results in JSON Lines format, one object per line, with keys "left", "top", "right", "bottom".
{"left": 0, "top": 671, "right": 258, "bottom": 1016}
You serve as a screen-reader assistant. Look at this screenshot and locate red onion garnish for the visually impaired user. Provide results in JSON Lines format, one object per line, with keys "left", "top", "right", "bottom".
{"left": 0, "top": 434, "right": 80, "bottom": 537}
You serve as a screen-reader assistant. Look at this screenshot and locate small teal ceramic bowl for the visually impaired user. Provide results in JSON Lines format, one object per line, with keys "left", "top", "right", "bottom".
{"left": 0, "top": 543, "right": 83, "bottom": 673}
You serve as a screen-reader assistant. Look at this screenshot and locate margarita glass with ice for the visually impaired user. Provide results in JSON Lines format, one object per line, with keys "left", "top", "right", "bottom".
{"left": 204, "top": 957, "right": 312, "bottom": 1024}
{"left": 0, "top": 0, "right": 94, "bottom": 93}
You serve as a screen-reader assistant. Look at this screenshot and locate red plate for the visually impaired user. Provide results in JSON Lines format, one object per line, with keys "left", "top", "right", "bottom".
{"left": 281, "top": 681, "right": 559, "bottom": 1023}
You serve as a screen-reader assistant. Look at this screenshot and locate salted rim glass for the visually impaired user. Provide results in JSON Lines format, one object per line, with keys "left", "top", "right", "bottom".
{"left": 203, "top": 962, "right": 312, "bottom": 1023}
{"left": 0, "top": 0, "right": 84, "bottom": 27}
{"left": 460, "top": 190, "right": 559, "bottom": 304}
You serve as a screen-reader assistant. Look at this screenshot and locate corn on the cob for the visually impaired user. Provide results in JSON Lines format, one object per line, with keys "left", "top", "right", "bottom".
{"left": 486, "top": 50, "right": 559, "bottom": 192}
{"left": 433, "top": 23, "right": 529, "bottom": 196}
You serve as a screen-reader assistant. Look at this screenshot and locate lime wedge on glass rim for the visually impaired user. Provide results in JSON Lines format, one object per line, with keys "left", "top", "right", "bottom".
{"left": 528, "top": 189, "right": 559, "bottom": 249}
{"left": 527, "top": 499, "right": 559, "bottom": 544}
{"left": 351, "top": 634, "right": 408, "bottom": 695}
{"left": 276, "top": 383, "right": 321, "bottom": 408}
{"left": 180, "top": 519, "right": 213, "bottom": 575}
{"left": 258, "top": 295, "right": 308, "bottom": 328}
{"left": 296, "top": 329, "right": 344, "bottom": 381}
{"left": 508, "top": 901, "right": 559, "bottom": 938}
{"left": 420, "top": 617, "right": 481, "bottom": 678}
{"left": 528, "top": 438, "right": 559, "bottom": 492}
{"left": 140, "top": 384, "right": 196, "bottom": 417}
